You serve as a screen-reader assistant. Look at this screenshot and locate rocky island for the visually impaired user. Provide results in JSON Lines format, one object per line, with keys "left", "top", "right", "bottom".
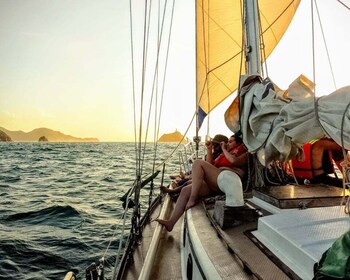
{"left": 158, "top": 130, "right": 187, "bottom": 143}
{"left": 0, "top": 130, "right": 12, "bottom": 142}
{"left": 38, "top": 136, "right": 49, "bottom": 142}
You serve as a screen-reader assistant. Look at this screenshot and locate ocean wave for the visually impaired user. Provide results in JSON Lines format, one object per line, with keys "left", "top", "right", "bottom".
{"left": 0, "top": 142, "right": 181, "bottom": 279}
{"left": 3, "top": 205, "right": 82, "bottom": 228}
{"left": 0, "top": 238, "right": 76, "bottom": 280}
{"left": 102, "top": 176, "right": 115, "bottom": 183}
{"left": 0, "top": 175, "right": 21, "bottom": 183}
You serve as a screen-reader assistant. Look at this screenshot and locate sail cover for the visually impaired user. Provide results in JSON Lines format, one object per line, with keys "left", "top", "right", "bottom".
{"left": 196, "top": 0, "right": 301, "bottom": 127}
{"left": 234, "top": 75, "right": 350, "bottom": 164}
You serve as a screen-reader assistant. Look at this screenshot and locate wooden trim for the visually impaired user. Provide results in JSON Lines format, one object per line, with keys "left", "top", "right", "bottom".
{"left": 138, "top": 193, "right": 173, "bottom": 279}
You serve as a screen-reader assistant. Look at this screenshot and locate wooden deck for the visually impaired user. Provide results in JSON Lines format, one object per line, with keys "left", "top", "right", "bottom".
{"left": 123, "top": 199, "right": 183, "bottom": 280}
{"left": 122, "top": 184, "right": 348, "bottom": 279}
{"left": 191, "top": 201, "right": 293, "bottom": 280}
{"left": 186, "top": 203, "right": 255, "bottom": 280}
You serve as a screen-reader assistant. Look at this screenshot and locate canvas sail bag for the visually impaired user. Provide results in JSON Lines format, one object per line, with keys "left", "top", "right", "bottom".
{"left": 313, "top": 230, "right": 350, "bottom": 280}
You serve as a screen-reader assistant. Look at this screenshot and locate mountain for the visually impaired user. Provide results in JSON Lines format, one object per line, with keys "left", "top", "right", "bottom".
{"left": 0, "top": 127, "right": 99, "bottom": 142}
{"left": 158, "top": 130, "right": 187, "bottom": 143}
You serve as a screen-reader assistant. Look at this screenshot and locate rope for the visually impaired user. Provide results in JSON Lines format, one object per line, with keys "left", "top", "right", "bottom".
{"left": 310, "top": 1, "right": 327, "bottom": 135}
{"left": 129, "top": 0, "right": 138, "bottom": 174}
{"left": 341, "top": 160, "right": 350, "bottom": 215}
{"left": 311, "top": 0, "right": 316, "bottom": 97}
{"left": 111, "top": 181, "right": 136, "bottom": 280}
{"left": 314, "top": 1, "right": 337, "bottom": 90}
{"left": 136, "top": 0, "right": 149, "bottom": 179}
{"left": 201, "top": 0, "right": 211, "bottom": 135}
{"left": 140, "top": 0, "right": 168, "bottom": 176}
{"left": 337, "top": 0, "right": 350, "bottom": 10}
{"left": 147, "top": 110, "right": 197, "bottom": 176}
{"left": 340, "top": 102, "right": 350, "bottom": 157}
{"left": 150, "top": 0, "right": 161, "bottom": 207}
{"left": 340, "top": 101, "right": 350, "bottom": 215}
{"left": 147, "top": 0, "right": 176, "bottom": 205}
{"left": 114, "top": 1, "right": 197, "bottom": 275}
{"left": 196, "top": 0, "right": 245, "bottom": 108}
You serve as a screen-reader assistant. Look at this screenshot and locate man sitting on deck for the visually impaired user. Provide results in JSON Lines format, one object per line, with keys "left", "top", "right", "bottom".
{"left": 291, "top": 138, "right": 344, "bottom": 187}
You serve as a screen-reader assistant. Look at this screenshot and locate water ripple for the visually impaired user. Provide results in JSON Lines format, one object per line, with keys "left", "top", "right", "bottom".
{"left": 0, "top": 142, "right": 180, "bottom": 279}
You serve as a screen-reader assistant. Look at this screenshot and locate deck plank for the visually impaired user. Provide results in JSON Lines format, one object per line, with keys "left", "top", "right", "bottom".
{"left": 124, "top": 200, "right": 183, "bottom": 279}
{"left": 190, "top": 204, "right": 255, "bottom": 280}
{"left": 199, "top": 202, "right": 293, "bottom": 280}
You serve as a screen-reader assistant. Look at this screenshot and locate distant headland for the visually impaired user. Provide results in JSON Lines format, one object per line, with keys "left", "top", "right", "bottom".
{"left": 0, "top": 127, "right": 99, "bottom": 142}
{"left": 158, "top": 130, "right": 187, "bottom": 143}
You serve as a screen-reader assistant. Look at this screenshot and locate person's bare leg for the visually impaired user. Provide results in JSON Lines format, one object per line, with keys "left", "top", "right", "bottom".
{"left": 160, "top": 180, "right": 191, "bottom": 194}
{"left": 156, "top": 185, "right": 192, "bottom": 232}
{"left": 160, "top": 185, "right": 181, "bottom": 194}
{"left": 186, "top": 159, "right": 221, "bottom": 210}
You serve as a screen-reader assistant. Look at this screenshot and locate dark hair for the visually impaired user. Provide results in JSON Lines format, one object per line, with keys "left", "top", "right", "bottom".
{"left": 231, "top": 134, "right": 243, "bottom": 144}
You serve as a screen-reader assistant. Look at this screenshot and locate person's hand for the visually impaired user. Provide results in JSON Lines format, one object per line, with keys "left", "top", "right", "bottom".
{"left": 220, "top": 141, "right": 227, "bottom": 150}
{"left": 205, "top": 140, "right": 213, "bottom": 149}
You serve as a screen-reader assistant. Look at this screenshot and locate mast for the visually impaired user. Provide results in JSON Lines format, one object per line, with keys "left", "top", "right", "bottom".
{"left": 244, "top": 0, "right": 262, "bottom": 75}
{"left": 194, "top": 0, "right": 200, "bottom": 156}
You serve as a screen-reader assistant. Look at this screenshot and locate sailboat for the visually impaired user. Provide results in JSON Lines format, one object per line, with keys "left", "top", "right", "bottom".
{"left": 65, "top": 0, "right": 350, "bottom": 279}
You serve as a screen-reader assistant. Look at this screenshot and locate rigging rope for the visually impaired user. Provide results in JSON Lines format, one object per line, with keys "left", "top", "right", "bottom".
{"left": 336, "top": 0, "right": 350, "bottom": 11}
{"left": 150, "top": 0, "right": 161, "bottom": 207}
{"left": 312, "top": 1, "right": 350, "bottom": 214}
{"left": 111, "top": 1, "right": 195, "bottom": 278}
{"left": 311, "top": 0, "right": 325, "bottom": 133}
{"left": 137, "top": 0, "right": 174, "bottom": 205}
{"left": 340, "top": 101, "right": 350, "bottom": 215}
{"left": 130, "top": 0, "right": 138, "bottom": 174}
{"left": 314, "top": 1, "right": 337, "bottom": 90}
{"left": 136, "top": 0, "right": 149, "bottom": 179}
{"left": 206, "top": 1, "right": 211, "bottom": 138}
{"left": 258, "top": 0, "right": 300, "bottom": 79}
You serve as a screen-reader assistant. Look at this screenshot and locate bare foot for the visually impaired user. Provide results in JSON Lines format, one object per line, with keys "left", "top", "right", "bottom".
{"left": 156, "top": 218, "right": 174, "bottom": 232}
{"left": 185, "top": 197, "right": 197, "bottom": 210}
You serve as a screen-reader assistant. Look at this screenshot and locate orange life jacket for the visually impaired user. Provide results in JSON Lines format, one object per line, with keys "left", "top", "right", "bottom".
{"left": 214, "top": 144, "right": 247, "bottom": 169}
{"left": 292, "top": 140, "right": 335, "bottom": 179}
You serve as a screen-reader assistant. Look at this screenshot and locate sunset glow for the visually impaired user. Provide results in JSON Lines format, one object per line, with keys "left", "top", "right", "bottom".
{"left": 1, "top": 0, "right": 349, "bottom": 142}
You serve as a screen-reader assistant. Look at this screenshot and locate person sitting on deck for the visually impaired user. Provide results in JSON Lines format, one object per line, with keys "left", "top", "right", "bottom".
{"left": 162, "top": 134, "right": 229, "bottom": 193}
{"left": 156, "top": 134, "right": 249, "bottom": 232}
{"left": 206, "top": 134, "right": 229, "bottom": 162}
{"left": 161, "top": 134, "right": 241, "bottom": 195}
{"left": 291, "top": 138, "right": 344, "bottom": 187}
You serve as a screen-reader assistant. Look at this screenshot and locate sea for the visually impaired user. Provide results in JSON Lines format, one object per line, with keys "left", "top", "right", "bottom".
{"left": 0, "top": 142, "right": 183, "bottom": 280}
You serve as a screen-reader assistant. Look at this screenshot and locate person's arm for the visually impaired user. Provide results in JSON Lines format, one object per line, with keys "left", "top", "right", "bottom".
{"left": 205, "top": 140, "right": 214, "bottom": 164}
{"left": 220, "top": 142, "right": 248, "bottom": 167}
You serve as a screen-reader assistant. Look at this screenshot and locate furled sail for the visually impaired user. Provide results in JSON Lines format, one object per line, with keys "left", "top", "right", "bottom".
{"left": 235, "top": 74, "right": 350, "bottom": 164}
{"left": 196, "top": 0, "right": 301, "bottom": 127}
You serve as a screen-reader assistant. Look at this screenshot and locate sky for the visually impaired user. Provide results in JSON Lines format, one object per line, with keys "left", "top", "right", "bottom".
{"left": 0, "top": 0, "right": 349, "bottom": 142}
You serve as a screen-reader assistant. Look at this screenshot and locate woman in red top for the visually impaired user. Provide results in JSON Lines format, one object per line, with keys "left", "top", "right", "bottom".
{"left": 211, "top": 135, "right": 247, "bottom": 169}
{"left": 157, "top": 134, "right": 248, "bottom": 232}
